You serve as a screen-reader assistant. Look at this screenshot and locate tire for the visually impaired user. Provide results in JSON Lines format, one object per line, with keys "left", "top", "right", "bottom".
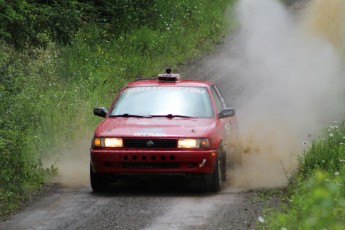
{"left": 221, "top": 147, "right": 227, "bottom": 182}
{"left": 205, "top": 148, "right": 225, "bottom": 192}
{"left": 90, "top": 164, "right": 107, "bottom": 192}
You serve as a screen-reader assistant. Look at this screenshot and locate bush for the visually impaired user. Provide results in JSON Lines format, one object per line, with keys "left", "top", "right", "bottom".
{"left": 0, "top": 44, "right": 58, "bottom": 215}
{"left": 300, "top": 122, "right": 345, "bottom": 177}
{"left": 258, "top": 122, "right": 345, "bottom": 229}
{"left": 259, "top": 169, "right": 345, "bottom": 230}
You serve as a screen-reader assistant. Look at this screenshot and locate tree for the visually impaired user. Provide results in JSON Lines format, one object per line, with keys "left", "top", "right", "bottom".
{"left": 0, "top": 0, "right": 85, "bottom": 49}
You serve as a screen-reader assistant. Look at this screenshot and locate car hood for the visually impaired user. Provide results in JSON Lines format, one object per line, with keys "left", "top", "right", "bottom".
{"left": 95, "top": 117, "right": 216, "bottom": 138}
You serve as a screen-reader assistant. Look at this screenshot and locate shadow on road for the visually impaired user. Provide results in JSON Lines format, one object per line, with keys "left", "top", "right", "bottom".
{"left": 89, "top": 176, "right": 221, "bottom": 197}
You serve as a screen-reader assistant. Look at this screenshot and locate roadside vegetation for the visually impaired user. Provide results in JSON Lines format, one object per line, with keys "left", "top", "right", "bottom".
{"left": 0, "top": 0, "right": 234, "bottom": 216}
{"left": 258, "top": 125, "right": 345, "bottom": 229}
{"left": 256, "top": 0, "right": 345, "bottom": 228}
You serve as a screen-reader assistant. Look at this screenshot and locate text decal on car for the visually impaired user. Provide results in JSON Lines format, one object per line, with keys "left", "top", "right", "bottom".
{"left": 125, "top": 87, "right": 207, "bottom": 95}
{"left": 133, "top": 128, "right": 167, "bottom": 137}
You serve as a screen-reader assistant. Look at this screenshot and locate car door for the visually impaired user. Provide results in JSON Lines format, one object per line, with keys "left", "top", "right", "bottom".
{"left": 211, "top": 85, "right": 237, "bottom": 147}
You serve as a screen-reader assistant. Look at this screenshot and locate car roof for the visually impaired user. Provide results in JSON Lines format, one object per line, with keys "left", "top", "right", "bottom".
{"left": 126, "top": 78, "right": 215, "bottom": 88}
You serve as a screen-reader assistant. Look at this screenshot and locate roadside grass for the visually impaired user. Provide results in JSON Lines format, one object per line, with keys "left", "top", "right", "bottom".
{"left": 257, "top": 122, "right": 345, "bottom": 229}
{"left": 0, "top": 45, "right": 59, "bottom": 216}
{"left": 0, "top": 0, "right": 234, "bottom": 216}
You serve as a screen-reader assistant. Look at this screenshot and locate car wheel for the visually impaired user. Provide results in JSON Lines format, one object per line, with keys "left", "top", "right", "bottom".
{"left": 221, "top": 147, "right": 227, "bottom": 182}
{"left": 205, "top": 148, "right": 224, "bottom": 192}
{"left": 90, "top": 164, "right": 107, "bottom": 192}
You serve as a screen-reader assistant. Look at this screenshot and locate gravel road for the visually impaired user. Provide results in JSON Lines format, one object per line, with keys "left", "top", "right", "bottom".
{"left": 0, "top": 183, "right": 277, "bottom": 230}
{"left": 0, "top": 1, "right": 306, "bottom": 229}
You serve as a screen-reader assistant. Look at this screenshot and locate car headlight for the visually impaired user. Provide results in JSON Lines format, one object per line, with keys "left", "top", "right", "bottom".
{"left": 178, "top": 138, "right": 209, "bottom": 148}
{"left": 94, "top": 138, "right": 123, "bottom": 147}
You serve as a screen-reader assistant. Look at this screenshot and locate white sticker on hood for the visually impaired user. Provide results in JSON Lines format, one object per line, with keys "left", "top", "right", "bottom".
{"left": 133, "top": 128, "right": 166, "bottom": 137}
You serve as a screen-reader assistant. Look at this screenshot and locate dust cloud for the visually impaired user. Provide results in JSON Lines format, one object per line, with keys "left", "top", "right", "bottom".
{"left": 53, "top": 138, "right": 91, "bottom": 187}
{"left": 304, "top": 0, "right": 345, "bottom": 54}
{"left": 229, "top": 0, "right": 345, "bottom": 189}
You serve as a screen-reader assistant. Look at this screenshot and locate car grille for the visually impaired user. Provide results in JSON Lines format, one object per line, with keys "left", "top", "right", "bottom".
{"left": 123, "top": 139, "right": 177, "bottom": 148}
{"left": 122, "top": 162, "right": 180, "bottom": 169}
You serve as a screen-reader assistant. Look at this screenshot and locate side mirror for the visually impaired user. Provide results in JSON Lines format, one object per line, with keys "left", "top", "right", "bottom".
{"left": 93, "top": 107, "right": 107, "bottom": 118}
{"left": 218, "top": 108, "right": 235, "bottom": 119}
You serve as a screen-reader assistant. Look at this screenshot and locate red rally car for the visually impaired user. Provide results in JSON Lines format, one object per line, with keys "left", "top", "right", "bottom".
{"left": 90, "top": 70, "right": 239, "bottom": 192}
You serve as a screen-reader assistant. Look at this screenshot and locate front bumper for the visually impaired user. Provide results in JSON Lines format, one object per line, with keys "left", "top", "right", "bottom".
{"left": 90, "top": 149, "right": 217, "bottom": 174}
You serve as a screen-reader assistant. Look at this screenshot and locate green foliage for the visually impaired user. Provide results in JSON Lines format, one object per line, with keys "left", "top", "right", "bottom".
{"left": 0, "top": 0, "right": 25, "bottom": 39}
{"left": 0, "top": 0, "right": 83, "bottom": 49}
{"left": 258, "top": 122, "right": 345, "bottom": 229}
{"left": 0, "top": 0, "right": 233, "bottom": 50}
{"left": 0, "top": 45, "right": 58, "bottom": 215}
{"left": 58, "top": 0, "right": 234, "bottom": 101}
{"left": 87, "top": 0, "right": 158, "bottom": 34}
{"left": 258, "top": 169, "right": 345, "bottom": 230}
{"left": 299, "top": 123, "right": 345, "bottom": 177}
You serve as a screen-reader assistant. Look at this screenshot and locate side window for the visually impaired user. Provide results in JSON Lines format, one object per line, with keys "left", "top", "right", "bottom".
{"left": 211, "top": 86, "right": 223, "bottom": 113}
{"left": 213, "top": 85, "right": 229, "bottom": 108}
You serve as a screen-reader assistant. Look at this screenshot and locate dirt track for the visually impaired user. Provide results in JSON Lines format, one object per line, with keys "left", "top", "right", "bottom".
{"left": 0, "top": 182, "right": 282, "bottom": 230}
{"left": 0, "top": 1, "right": 305, "bottom": 229}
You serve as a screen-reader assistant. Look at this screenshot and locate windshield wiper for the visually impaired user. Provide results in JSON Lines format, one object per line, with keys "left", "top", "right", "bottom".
{"left": 149, "top": 114, "right": 196, "bottom": 118}
{"left": 110, "top": 113, "right": 149, "bottom": 118}
{"left": 110, "top": 114, "right": 195, "bottom": 118}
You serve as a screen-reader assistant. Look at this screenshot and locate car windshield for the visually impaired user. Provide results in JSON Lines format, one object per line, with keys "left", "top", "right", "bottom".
{"left": 110, "top": 86, "right": 214, "bottom": 118}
